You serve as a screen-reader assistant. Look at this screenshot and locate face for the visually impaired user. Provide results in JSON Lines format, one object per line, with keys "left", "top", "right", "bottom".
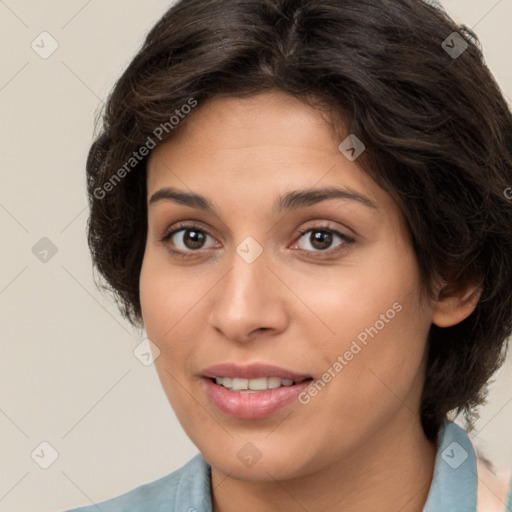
{"left": 139, "top": 89, "right": 435, "bottom": 481}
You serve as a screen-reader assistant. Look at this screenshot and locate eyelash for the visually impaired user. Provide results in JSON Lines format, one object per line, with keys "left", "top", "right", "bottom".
{"left": 160, "top": 222, "right": 355, "bottom": 260}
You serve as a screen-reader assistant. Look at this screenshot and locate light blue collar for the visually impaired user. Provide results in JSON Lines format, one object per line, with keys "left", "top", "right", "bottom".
{"left": 423, "top": 419, "right": 477, "bottom": 511}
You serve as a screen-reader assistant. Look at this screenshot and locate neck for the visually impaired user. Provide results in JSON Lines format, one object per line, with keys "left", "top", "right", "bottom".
{"left": 211, "top": 412, "right": 437, "bottom": 512}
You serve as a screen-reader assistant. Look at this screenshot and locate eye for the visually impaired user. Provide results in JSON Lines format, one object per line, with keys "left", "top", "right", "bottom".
{"left": 160, "top": 222, "right": 355, "bottom": 259}
{"left": 160, "top": 223, "right": 217, "bottom": 257}
{"left": 292, "top": 225, "right": 354, "bottom": 258}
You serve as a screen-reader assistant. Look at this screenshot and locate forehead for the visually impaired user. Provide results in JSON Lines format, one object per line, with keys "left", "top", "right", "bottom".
{"left": 146, "top": 90, "right": 379, "bottom": 198}
{"left": 168, "top": 90, "right": 340, "bottom": 147}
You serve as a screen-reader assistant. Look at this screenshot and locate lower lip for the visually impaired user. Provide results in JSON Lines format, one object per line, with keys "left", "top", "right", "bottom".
{"left": 201, "top": 378, "right": 313, "bottom": 419}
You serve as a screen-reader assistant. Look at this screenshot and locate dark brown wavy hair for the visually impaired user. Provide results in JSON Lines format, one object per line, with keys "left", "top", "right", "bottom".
{"left": 86, "top": 0, "right": 512, "bottom": 441}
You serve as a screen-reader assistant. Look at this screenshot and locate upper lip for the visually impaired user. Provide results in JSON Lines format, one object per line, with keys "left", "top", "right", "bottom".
{"left": 201, "top": 362, "right": 312, "bottom": 382}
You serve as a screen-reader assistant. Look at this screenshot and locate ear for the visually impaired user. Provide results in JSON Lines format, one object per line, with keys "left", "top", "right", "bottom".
{"left": 431, "top": 281, "right": 482, "bottom": 328}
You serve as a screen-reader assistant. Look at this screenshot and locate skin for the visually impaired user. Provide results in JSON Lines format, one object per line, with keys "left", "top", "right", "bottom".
{"left": 139, "top": 89, "right": 480, "bottom": 512}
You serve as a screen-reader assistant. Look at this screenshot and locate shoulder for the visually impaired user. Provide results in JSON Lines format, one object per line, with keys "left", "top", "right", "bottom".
{"left": 61, "top": 453, "right": 209, "bottom": 512}
{"left": 476, "top": 456, "right": 512, "bottom": 512}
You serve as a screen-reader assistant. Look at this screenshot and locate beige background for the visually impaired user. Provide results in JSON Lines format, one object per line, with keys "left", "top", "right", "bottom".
{"left": 0, "top": 1, "right": 511, "bottom": 511}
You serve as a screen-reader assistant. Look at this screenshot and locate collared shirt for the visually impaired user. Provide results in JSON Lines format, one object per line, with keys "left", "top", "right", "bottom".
{"left": 63, "top": 420, "right": 512, "bottom": 512}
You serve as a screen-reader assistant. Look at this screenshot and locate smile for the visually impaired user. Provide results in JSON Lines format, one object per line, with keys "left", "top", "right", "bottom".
{"left": 213, "top": 376, "right": 307, "bottom": 391}
{"left": 202, "top": 377, "right": 313, "bottom": 418}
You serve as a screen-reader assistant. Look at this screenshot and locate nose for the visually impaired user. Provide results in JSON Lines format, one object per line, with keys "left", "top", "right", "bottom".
{"left": 209, "top": 246, "right": 289, "bottom": 344}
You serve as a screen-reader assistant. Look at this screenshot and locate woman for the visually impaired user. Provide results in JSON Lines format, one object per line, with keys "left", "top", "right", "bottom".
{"left": 64, "top": 0, "right": 512, "bottom": 510}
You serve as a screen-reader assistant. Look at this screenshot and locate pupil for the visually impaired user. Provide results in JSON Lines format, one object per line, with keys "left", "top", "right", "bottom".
{"left": 185, "top": 230, "right": 205, "bottom": 249}
{"left": 312, "top": 231, "right": 331, "bottom": 250}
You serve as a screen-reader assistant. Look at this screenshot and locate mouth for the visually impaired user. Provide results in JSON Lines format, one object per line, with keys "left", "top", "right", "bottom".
{"left": 201, "top": 361, "right": 312, "bottom": 382}
{"left": 200, "top": 363, "right": 314, "bottom": 419}
{"left": 207, "top": 376, "right": 312, "bottom": 393}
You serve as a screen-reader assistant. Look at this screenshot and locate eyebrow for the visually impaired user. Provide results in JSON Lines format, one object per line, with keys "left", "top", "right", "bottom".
{"left": 148, "top": 185, "right": 377, "bottom": 214}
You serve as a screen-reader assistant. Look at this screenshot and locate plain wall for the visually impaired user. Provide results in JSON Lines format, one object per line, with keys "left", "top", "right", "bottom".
{"left": 0, "top": 1, "right": 511, "bottom": 510}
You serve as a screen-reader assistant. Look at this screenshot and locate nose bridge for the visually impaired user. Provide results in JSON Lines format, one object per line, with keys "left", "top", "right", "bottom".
{"left": 221, "top": 237, "right": 273, "bottom": 312}
{"left": 209, "top": 236, "right": 287, "bottom": 339}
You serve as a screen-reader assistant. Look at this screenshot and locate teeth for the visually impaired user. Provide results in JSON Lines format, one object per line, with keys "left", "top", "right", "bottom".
{"left": 231, "top": 378, "right": 248, "bottom": 390}
{"left": 214, "top": 376, "right": 297, "bottom": 391}
{"left": 267, "top": 377, "right": 282, "bottom": 389}
{"left": 248, "top": 377, "right": 267, "bottom": 391}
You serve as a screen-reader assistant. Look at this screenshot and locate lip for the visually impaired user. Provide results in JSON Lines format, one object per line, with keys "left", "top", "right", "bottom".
{"left": 200, "top": 362, "right": 312, "bottom": 382}
{"left": 201, "top": 378, "right": 313, "bottom": 419}
{"left": 200, "top": 362, "right": 313, "bottom": 419}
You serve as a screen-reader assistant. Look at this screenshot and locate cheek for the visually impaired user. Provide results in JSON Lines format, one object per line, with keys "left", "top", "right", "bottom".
{"left": 320, "top": 281, "right": 429, "bottom": 428}
{"left": 139, "top": 249, "right": 214, "bottom": 383}
{"left": 290, "top": 241, "right": 423, "bottom": 348}
{"left": 139, "top": 255, "right": 168, "bottom": 338}
{"left": 139, "top": 249, "right": 195, "bottom": 340}
{"left": 303, "top": 239, "right": 430, "bottom": 399}
{"left": 139, "top": 252, "right": 198, "bottom": 412}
